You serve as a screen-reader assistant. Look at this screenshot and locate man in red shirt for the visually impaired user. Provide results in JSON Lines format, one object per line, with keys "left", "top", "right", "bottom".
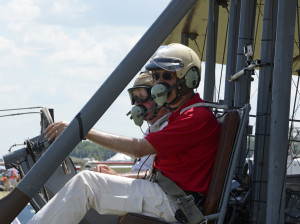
{"left": 29, "top": 43, "right": 220, "bottom": 224}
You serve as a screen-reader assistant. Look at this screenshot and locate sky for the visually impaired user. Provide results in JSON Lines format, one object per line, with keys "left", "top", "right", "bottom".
{"left": 0, "top": 0, "right": 172, "bottom": 158}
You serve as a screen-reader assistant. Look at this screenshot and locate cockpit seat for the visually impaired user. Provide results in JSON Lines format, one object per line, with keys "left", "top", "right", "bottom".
{"left": 118, "top": 105, "right": 250, "bottom": 224}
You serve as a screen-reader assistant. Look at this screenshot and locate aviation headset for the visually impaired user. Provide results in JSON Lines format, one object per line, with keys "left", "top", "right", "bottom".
{"left": 150, "top": 67, "right": 200, "bottom": 107}
{"left": 145, "top": 43, "right": 201, "bottom": 107}
{"left": 127, "top": 71, "right": 162, "bottom": 126}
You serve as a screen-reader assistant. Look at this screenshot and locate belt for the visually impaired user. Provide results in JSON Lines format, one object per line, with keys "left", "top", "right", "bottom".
{"left": 174, "top": 191, "right": 206, "bottom": 223}
{"left": 183, "top": 191, "right": 206, "bottom": 211}
{"left": 147, "top": 171, "right": 207, "bottom": 224}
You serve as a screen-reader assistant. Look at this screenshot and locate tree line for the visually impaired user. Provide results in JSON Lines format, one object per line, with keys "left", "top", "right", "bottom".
{"left": 70, "top": 140, "right": 116, "bottom": 161}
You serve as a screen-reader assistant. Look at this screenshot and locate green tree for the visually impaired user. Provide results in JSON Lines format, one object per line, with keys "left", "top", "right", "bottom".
{"left": 70, "top": 141, "right": 115, "bottom": 161}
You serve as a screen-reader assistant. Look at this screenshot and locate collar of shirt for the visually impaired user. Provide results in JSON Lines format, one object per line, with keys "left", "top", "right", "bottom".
{"left": 169, "top": 93, "right": 203, "bottom": 121}
{"left": 145, "top": 112, "right": 170, "bottom": 135}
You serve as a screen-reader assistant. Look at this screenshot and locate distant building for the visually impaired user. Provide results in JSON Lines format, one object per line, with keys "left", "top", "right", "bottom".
{"left": 106, "top": 153, "right": 133, "bottom": 162}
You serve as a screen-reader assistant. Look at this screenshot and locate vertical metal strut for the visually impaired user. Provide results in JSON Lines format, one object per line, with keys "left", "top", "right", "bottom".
{"left": 204, "top": 0, "right": 219, "bottom": 102}
{"left": 234, "top": 0, "right": 257, "bottom": 179}
{"left": 251, "top": 1, "right": 278, "bottom": 223}
{"left": 224, "top": 0, "right": 241, "bottom": 108}
{"left": 267, "top": 0, "right": 297, "bottom": 223}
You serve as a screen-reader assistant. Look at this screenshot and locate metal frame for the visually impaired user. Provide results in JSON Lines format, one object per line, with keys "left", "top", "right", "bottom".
{"left": 267, "top": 0, "right": 297, "bottom": 223}
{"left": 205, "top": 104, "right": 251, "bottom": 223}
{"left": 251, "top": 0, "right": 278, "bottom": 222}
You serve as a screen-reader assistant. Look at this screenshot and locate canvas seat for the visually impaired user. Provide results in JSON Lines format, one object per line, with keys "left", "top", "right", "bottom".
{"left": 117, "top": 104, "right": 250, "bottom": 224}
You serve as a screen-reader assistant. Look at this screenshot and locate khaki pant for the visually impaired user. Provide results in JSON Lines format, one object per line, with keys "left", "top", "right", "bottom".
{"left": 29, "top": 170, "right": 176, "bottom": 224}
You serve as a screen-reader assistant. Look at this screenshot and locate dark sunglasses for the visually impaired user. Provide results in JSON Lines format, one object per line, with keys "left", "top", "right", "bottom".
{"left": 152, "top": 72, "right": 174, "bottom": 81}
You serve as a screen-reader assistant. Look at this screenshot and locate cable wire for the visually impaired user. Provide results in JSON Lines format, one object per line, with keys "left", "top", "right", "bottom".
{"left": 0, "top": 112, "right": 41, "bottom": 118}
{"left": 0, "top": 106, "right": 43, "bottom": 112}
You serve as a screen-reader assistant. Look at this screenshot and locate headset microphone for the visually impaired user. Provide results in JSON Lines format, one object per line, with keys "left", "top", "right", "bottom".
{"left": 129, "top": 105, "right": 156, "bottom": 127}
{"left": 130, "top": 105, "right": 146, "bottom": 126}
{"left": 151, "top": 83, "right": 170, "bottom": 107}
{"left": 151, "top": 79, "right": 186, "bottom": 107}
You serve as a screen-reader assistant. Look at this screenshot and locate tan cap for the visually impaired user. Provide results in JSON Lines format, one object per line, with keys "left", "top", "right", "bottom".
{"left": 133, "top": 71, "right": 155, "bottom": 87}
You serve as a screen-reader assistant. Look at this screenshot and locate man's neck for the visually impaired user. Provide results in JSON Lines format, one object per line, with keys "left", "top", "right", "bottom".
{"left": 171, "top": 91, "right": 195, "bottom": 111}
{"left": 148, "top": 108, "right": 169, "bottom": 125}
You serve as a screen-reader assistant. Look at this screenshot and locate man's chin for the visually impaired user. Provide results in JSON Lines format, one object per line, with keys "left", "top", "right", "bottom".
{"left": 145, "top": 114, "right": 152, "bottom": 122}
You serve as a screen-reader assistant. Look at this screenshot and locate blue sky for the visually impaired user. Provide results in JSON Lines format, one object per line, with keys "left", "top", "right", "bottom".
{"left": 0, "top": 0, "right": 171, "bottom": 158}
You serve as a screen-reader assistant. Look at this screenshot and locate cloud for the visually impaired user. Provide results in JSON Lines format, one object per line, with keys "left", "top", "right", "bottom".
{"left": 0, "top": 0, "right": 170, "bottom": 158}
{"left": 50, "top": 0, "right": 89, "bottom": 16}
{"left": 0, "top": 0, "right": 40, "bottom": 22}
{"left": 0, "top": 36, "right": 15, "bottom": 51}
{"left": 44, "top": 36, "right": 107, "bottom": 66}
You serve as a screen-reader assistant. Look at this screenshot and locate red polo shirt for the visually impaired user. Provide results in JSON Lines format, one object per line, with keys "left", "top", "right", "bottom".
{"left": 145, "top": 93, "right": 220, "bottom": 194}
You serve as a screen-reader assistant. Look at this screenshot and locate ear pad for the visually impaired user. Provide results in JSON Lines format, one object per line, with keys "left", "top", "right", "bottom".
{"left": 185, "top": 68, "right": 200, "bottom": 89}
{"left": 131, "top": 105, "right": 146, "bottom": 127}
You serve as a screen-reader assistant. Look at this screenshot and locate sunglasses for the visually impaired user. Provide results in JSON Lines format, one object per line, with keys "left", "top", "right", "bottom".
{"left": 128, "top": 87, "right": 151, "bottom": 105}
{"left": 152, "top": 72, "right": 175, "bottom": 81}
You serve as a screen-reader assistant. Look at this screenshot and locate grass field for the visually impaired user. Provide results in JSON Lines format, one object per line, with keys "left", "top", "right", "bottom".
{"left": 0, "top": 191, "right": 9, "bottom": 199}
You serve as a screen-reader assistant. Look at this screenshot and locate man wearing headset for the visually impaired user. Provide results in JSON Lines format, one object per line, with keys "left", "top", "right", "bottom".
{"left": 94, "top": 71, "right": 170, "bottom": 178}
{"left": 29, "top": 43, "right": 221, "bottom": 224}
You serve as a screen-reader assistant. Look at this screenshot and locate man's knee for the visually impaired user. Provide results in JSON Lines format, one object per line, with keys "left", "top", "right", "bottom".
{"left": 76, "top": 170, "right": 93, "bottom": 181}
{"left": 75, "top": 170, "right": 106, "bottom": 186}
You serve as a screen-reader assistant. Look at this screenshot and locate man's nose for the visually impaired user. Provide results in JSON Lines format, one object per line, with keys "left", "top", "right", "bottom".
{"left": 156, "top": 75, "right": 165, "bottom": 83}
{"left": 134, "top": 101, "right": 143, "bottom": 106}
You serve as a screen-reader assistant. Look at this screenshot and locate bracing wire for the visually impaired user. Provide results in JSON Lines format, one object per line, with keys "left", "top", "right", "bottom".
{"left": 289, "top": 78, "right": 300, "bottom": 128}
{"left": 288, "top": 75, "right": 300, "bottom": 153}
{"left": 291, "top": 90, "right": 300, "bottom": 114}
{"left": 0, "top": 106, "right": 45, "bottom": 118}
{"left": 0, "top": 106, "right": 43, "bottom": 112}
{"left": 193, "top": 39, "right": 203, "bottom": 61}
{"left": 200, "top": 25, "right": 207, "bottom": 62}
{"left": 217, "top": 6, "right": 229, "bottom": 102}
{"left": 0, "top": 112, "right": 41, "bottom": 118}
{"left": 286, "top": 1, "right": 300, "bottom": 172}
{"left": 286, "top": 131, "right": 300, "bottom": 170}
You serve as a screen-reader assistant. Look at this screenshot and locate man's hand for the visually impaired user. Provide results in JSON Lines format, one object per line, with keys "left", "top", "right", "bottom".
{"left": 44, "top": 121, "right": 69, "bottom": 140}
{"left": 94, "top": 164, "right": 119, "bottom": 176}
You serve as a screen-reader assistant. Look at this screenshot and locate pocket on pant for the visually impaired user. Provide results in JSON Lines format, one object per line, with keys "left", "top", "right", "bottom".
{"left": 100, "top": 194, "right": 143, "bottom": 215}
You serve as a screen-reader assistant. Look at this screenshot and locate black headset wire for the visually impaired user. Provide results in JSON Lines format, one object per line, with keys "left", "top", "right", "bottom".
{"left": 137, "top": 124, "right": 152, "bottom": 178}
{"left": 136, "top": 155, "right": 151, "bottom": 179}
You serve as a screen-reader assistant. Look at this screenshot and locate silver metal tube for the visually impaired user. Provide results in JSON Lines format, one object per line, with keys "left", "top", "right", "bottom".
{"left": 228, "top": 60, "right": 261, "bottom": 82}
{"left": 251, "top": 0, "right": 278, "bottom": 222}
{"left": 203, "top": 0, "right": 219, "bottom": 102}
{"left": 266, "top": 0, "right": 297, "bottom": 223}
{"left": 224, "top": 0, "right": 241, "bottom": 108}
{"left": 234, "top": 0, "right": 256, "bottom": 107}
{"left": 234, "top": 0, "right": 256, "bottom": 180}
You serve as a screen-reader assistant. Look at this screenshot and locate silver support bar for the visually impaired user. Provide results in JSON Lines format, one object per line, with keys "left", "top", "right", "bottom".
{"left": 266, "top": 0, "right": 297, "bottom": 223}
{"left": 224, "top": 0, "right": 241, "bottom": 108}
{"left": 251, "top": 0, "right": 278, "bottom": 222}
{"left": 228, "top": 60, "right": 261, "bottom": 82}
{"left": 203, "top": 0, "right": 219, "bottom": 102}
{"left": 234, "top": 0, "right": 256, "bottom": 181}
